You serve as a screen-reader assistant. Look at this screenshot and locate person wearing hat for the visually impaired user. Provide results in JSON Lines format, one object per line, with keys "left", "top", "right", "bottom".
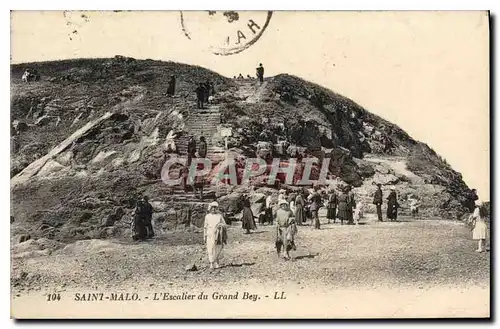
{"left": 275, "top": 199, "right": 297, "bottom": 260}
{"left": 204, "top": 201, "right": 227, "bottom": 269}
{"left": 470, "top": 200, "right": 488, "bottom": 252}
{"left": 386, "top": 186, "right": 399, "bottom": 221}
{"left": 372, "top": 183, "right": 383, "bottom": 222}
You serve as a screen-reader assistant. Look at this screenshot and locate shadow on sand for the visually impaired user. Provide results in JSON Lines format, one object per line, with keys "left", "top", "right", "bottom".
{"left": 220, "top": 262, "right": 256, "bottom": 269}
{"left": 294, "top": 253, "right": 319, "bottom": 260}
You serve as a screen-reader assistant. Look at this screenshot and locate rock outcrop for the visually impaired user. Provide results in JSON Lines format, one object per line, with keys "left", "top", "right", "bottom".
{"left": 10, "top": 58, "right": 474, "bottom": 244}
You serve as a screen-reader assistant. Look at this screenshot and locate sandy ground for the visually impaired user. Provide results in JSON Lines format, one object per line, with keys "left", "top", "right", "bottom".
{"left": 11, "top": 213, "right": 490, "bottom": 318}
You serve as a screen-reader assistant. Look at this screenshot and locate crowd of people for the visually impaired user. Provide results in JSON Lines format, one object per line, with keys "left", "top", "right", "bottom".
{"left": 201, "top": 184, "right": 489, "bottom": 266}
{"left": 194, "top": 80, "right": 215, "bottom": 109}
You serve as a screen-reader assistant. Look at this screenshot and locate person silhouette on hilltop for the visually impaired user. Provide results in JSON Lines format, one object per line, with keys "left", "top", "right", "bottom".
{"left": 256, "top": 63, "right": 264, "bottom": 83}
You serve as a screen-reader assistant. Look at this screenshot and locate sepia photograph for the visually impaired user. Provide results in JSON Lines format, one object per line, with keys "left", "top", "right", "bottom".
{"left": 9, "top": 9, "right": 490, "bottom": 319}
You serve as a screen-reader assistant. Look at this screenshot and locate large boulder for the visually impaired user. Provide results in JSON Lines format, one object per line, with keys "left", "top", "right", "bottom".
{"left": 372, "top": 172, "right": 400, "bottom": 186}
{"left": 218, "top": 192, "right": 244, "bottom": 214}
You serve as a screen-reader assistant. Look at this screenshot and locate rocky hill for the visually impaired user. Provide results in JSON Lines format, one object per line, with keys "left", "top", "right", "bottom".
{"left": 10, "top": 57, "right": 474, "bottom": 244}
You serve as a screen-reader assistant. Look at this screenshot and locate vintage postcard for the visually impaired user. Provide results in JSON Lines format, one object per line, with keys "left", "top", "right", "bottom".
{"left": 10, "top": 10, "right": 490, "bottom": 319}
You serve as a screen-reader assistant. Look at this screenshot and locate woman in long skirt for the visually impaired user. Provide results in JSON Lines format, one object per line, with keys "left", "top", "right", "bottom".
{"left": 294, "top": 193, "right": 305, "bottom": 225}
{"left": 241, "top": 196, "right": 256, "bottom": 234}
{"left": 471, "top": 200, "right": 488, "bottom": 252}
{"left": 204, "top": 201, "right": 227, "bottom": 269}
{"left": 336, "top": 188, "right": 351, "bottom": 225}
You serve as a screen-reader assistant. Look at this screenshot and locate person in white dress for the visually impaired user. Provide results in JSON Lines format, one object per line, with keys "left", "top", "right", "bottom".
{"left": 470, "top": 200, "right": 488, "bottom": 253}
{"left": 204, "top": 201, "right": 227, "bottom": 269}
{"left": 278, "top": 189, "right": 287, "bottom": 204}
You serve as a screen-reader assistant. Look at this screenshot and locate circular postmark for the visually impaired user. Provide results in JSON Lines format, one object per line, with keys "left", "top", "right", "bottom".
{"left": 180, "top": 11, "right": 273, "bottom": 56}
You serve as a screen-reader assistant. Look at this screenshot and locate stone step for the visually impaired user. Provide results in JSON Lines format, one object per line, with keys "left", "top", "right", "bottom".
{"left": 191, "top": 113, "right": 220, "bottom": 116}
{"left": 185, "top": 122, "right": 220, "bottom": 125}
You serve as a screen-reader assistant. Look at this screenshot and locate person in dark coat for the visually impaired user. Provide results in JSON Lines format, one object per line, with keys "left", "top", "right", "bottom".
{"left": 187, "top": 136, "right": 197, "bottom": 166}
{"left": 326, "top": 189, "right": 338, "bottom": 224}
{"left": 195, "top": 83, "right": 206, "bottom": 109}
{"left": 167, "top": 75, "right": 176, "bottom": 96}
{"left": 198, "top": 136, "right": 207, "bottom": 158}
{"left": 346, "top": 185, "right": 356, "bottom": 225}
{"left": 386, "top": 187, "right": 399, "bottom": 221}
{"left": 256, "top": 63, "right": 264, "bottom": 83}
{"left": 336, "top": 187, "right": 352, "bottom": 225}
{"left": 141, "top": 196, "right": 154, "bottom": 239}
{"left": 204, "top": 80, "right": 211, "bottom": 104}
{"left": 373, "top": 183, "right": 383, "bottom": 222}
{"left": 132, "top": 199, "right": 148, "bottom": 241}
{"left": 241, "top": 196, "right": 257, "bottom": 234}
{"left": 466, "top": 189, "right": 479, "bottom": 213}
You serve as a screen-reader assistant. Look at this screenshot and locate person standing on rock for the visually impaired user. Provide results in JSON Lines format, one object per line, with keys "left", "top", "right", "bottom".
{"left": 241, "top": 195, "right": 257, "bottom": 234}
{"left": 204, "top": 201, "right": 227, "bottom": 269}
{"left": 373, "top": 183, "right": 384, "bottom": 222}
{"left": 141, "top": 196, "right": 154, "bottom": 239}
{"left": 167, "top": 75, "right": 176, "bottom": 96}
{"left": 326, "top": 188, "right": 338, "bottom": 224}
{"left": 294, "top": 192, "right": 306, "bottom": 226}
{"left": 256, "top": 63, "right": 264, "bottom": 83}
{"left": 195, "top": 82, "right": 206, "bottom": 109}
{"left": 386, "top": 186, "right": 399, "bottom": 221}
{"left": 275, "top": 200, "right": 297, "bottom": 260}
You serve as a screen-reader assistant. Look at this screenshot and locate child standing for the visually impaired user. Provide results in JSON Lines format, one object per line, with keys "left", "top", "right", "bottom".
{"left": 353, "top": 201, "right": 364, "bottom": 225}
{"left": 471, "top": 200, "right": 488, "bottom": 252}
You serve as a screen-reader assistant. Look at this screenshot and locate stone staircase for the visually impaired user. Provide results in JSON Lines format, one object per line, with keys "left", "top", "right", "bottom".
{"left": 234, "top": 80, "right": 268, "bottom": 104}
{"left": 176, "top": 105, "right": 226, "bottom": 163}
